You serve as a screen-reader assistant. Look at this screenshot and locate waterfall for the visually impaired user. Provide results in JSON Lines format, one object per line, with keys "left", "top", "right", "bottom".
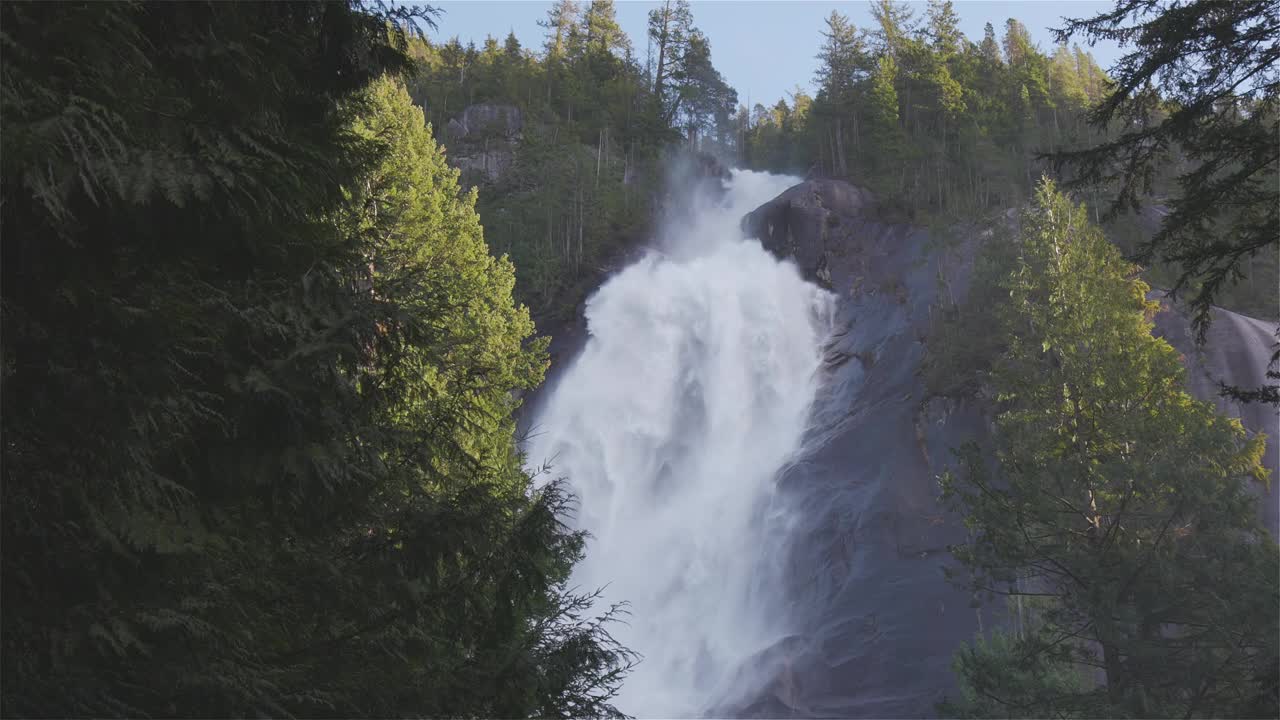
{"left": 525, "top": 169, "right": 831, "bottom": 716}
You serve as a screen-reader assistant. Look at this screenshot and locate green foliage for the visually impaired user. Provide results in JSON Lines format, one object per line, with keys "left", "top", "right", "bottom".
{"left": 1049, "top": 0, "right": 1279, "bottom": 342}
{"left": 932, "top": 180, "right": 1279, "bottom": 718}
{"left": 744, "top": 3, "right": 1110, "bottom": 216}
{"left": 939, "top": 627, "right": 1095, "bottom": 718}
{"left": 743, "top": 1, "right": 1277, "bottom": 326}
{"left": 1, "top": 4, "right": 632, "bottom": 716}
{"left": 404, "top": 0, "right": 733, "bottom": 324}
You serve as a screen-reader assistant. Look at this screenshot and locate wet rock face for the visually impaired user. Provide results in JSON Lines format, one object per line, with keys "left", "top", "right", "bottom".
{"left": 732, "top": 184, "right": 986, "bottom": 717}
{"left": 1150, "top": 293, "right": 1280, "bottom": 532}
{"left": 444, "top": 103, "right": 522, "bottom": 187}
{"left": 731, "top": 178, "right": 1278, "bottom": 718}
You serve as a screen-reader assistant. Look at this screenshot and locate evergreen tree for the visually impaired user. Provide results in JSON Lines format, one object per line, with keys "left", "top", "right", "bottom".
{"left": 582, "top": 0, "right": 630, "bottom": 58}
{"left": 925, "top": 0, "right": 963, "bottom": 58}
{"left": 647, "top": 0, "right": 696, "bottom": 125}
{"left": 815, "top": 11, "right": 869, "bottom": 100}
{"left": 1049, "top": 0, "right": 1280, "bottom": 358}
{"left": 869, "top": 0, "right": 916, "bottom": 58}
{"left": 867, "top": 54, "right": 904, "bottom": 186}
{"left": 812, "top": 10, "right": 869, "bottom": 176}
{"left": 745, "top": 4, "right": 1125, "bottom": 225}
{"left": 674, "top": 30, "right": 737, "bottom": 145}
{"left": 505, "top": 30, "right": 524, "bottom": 58}
{"left": 0, "top": 4, "right": 635, "bottom": 716}
{"left": 978, "top": 22, "right": 1002, "bottom": 67}
{"left": 540, "top": 0, "right": 581, "bottom": 60}
{"left": 938, "top": 180, "right": 1279, "bottom": 719}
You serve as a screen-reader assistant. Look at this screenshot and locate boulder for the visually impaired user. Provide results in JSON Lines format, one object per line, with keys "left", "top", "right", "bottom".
{"left": 740, "top": 179, "right": 875, "bottom": 287}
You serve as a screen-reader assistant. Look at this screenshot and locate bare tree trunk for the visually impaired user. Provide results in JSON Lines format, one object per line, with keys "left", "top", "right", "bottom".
{"left": 835, "top": 116, "right": 849, "bottom": 177}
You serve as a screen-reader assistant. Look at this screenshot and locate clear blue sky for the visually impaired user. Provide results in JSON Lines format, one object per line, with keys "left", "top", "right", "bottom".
{"left": 425, "top": 1, "right": 1123, "bottom": 106}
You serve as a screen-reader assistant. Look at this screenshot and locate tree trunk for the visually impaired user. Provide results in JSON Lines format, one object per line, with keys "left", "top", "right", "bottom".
{"left": 653, "top": 2, "right": 671, "bottom": 108}
{"left": 835, "top": 116, "right": 848, "bottom": 177}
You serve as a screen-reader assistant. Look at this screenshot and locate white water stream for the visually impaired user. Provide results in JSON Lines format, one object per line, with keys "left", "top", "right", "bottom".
{"left": 525, "top": 170, "right": 832, "bottom": 716}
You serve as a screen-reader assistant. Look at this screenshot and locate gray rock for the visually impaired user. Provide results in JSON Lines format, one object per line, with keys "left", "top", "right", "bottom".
{"left": 450, "top": 146, "right": 515, "bottom": 186}
{"left": 740, "top": 179, "right": 876, "bottom": 287}
{"left": 454, "top": 103, "right": 522, "bottom": 140}
{"left": 733, "top": 196, "right": 985, "bottom": 717}
{"left": 1151, "top": 292, "right": 1279, "bottom": 531}
{"left": 445, "top": 117, "right": 468, "bottom": 142}
{"left": 443, "top": 104, "right": 523, "bottom": 187}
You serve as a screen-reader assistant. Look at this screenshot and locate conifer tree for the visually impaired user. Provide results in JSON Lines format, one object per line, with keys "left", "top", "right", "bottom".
{"left": 813, "top": 11, "right": 869, "bottom": 176}
{"left": 978, "top": 22, "right": 1002, "bottom": 67}
{"left": 0, "top": 4, "right": 635, "bottom": 716}
{"left": 925, "top": 0, "right": 963, "bottom": 58}
{"left": 1049, "top": 0, "right": 1279, "bottom": 360}
{"left": 540, "top": 0, "right": 581, "bottom": 60}
{"left": 939, "top": 180, "right": 1279, "bottom": 719}
{"left": 869, "top": 0, "right": 916, "bottom": 58}
{"left": 647, "top": 0, "right": 696, "bottom": 125}
{"left": 582, "top": 0, "right": 630, "bottom": 58}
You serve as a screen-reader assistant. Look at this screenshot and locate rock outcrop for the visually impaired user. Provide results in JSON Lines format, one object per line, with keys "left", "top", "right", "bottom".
{"left": 740, "top": 179, "right": 876, "bottom": 287}
{"left": 443, "top": 103, "right": 522, "bottom": 187}
{"left": 732, "top": 180, "right": 985, "bottom": 716}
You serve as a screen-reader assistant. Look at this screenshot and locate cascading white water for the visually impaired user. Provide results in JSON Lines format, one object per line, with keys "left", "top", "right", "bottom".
{"left": 525, "top": 170, "right": 832, "bottom": 716}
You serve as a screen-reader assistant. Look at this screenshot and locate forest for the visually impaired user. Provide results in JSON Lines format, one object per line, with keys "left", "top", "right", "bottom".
{"left": 1, "top": 0, "right": 1276, "bottom": 718}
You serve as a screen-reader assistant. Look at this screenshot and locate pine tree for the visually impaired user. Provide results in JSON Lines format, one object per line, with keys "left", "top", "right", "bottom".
{"left": 647, "top": 0, "right": 695, "bottom": 125}
{"left": 925, "top": 0, "right": 963, "bottom": 58}
{"left": 867, "top": 53, "right": 905, "bottom": 188}
{"left": 869, "top": 0, "right": 916, "bottom": 58}
{"left": 815, "top": 11, "right": 867, "bottom": 100}
{"left": 812, "top": 10, "right": 870, "bottom": 176}
{"left": 978, "top": 22, "right": 1002, "bottom": 67}
{"left": 674, "top": 30, "right": 737, "bottom": 145}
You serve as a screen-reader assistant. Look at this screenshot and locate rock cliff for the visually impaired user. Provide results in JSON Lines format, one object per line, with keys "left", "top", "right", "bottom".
{"left": 732, "top": 178, "right": 1277, "bottom": 717}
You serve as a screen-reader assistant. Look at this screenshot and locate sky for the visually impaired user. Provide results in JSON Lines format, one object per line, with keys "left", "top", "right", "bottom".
{"left": 424, "top": 1, "right": 1125, "bottom": 106}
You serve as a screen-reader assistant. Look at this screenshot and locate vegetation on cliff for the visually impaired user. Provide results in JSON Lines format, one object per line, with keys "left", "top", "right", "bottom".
{"left": 404, "top": 0, "right": 736, "bottom": 325}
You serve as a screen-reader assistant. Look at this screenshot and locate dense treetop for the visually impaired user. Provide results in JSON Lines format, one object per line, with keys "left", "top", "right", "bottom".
{"left": 740, "top": 0, "right": 1277, "bottom": 325}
